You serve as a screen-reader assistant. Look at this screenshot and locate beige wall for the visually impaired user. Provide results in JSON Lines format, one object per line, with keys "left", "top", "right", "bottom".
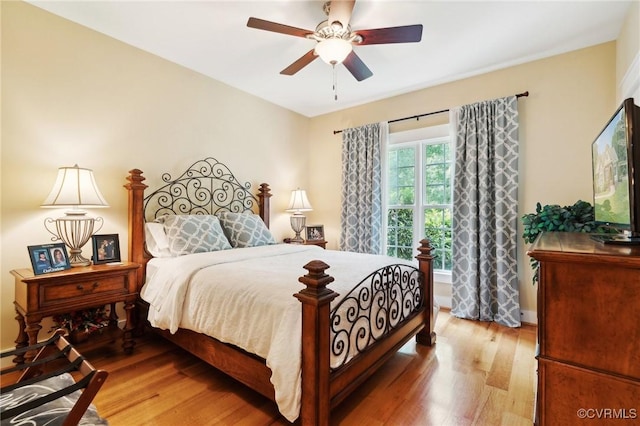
{"left": 2, "top": 1, "right": 636, "bottom": 358}
{"left": 1, "top": 1, "right": 309, "bottom": 356}
{"left": 307, "top": 42, "right": 617, "bottom": 320}
{"left": 616, "top": 0, "right": 639, "bottom": 100}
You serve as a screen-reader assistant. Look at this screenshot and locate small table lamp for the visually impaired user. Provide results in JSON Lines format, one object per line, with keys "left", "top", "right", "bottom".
{"left": 286, "top": 189, "right": 313, "bottom": 243}
{"left": 42, "top": 165, "right": 109, "bottom": 267}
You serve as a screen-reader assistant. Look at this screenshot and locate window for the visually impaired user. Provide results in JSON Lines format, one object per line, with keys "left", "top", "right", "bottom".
{"left": 385, "top": 125, "right": 453, "bottom": 279}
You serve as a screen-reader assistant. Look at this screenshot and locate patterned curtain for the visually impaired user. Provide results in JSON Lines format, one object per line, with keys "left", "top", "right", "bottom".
{"left": 340, "top": 122, "right": 384, "bottom": 254}
{"left": 451, "top": 96, "right": 521, "bottom": 327}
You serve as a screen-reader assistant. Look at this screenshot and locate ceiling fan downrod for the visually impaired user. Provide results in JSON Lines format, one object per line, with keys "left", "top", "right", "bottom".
{"left": 333, "top": 64, "right": 338, "bottom": 101}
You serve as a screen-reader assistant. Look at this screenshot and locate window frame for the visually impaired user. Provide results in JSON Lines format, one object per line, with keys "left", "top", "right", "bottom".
{"left": 385, "top": 124, "right": 453, "bottom": 284}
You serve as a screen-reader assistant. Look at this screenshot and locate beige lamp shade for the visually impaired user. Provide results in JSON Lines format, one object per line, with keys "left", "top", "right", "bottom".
{"left": 42, "top": 165, "right": 109, "bottom": 210}
{"left": 286, "top": 189, "right": 313, "bottom": 213}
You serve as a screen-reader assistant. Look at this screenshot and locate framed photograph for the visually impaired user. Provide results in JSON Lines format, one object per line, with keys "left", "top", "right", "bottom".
{"left": 28, "top": 243, "right": 70, "bottom": 275}
{"left": 92, "top": 234, "right": 121, "bottom": 264}
{"left": 305, "top": 225, "right": 325, "bottom": 241}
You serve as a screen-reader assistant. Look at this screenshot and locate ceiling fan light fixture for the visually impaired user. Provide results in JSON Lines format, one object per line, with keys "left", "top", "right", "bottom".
{"left": 315, "top": 38, "right": 352, "bottom": 65}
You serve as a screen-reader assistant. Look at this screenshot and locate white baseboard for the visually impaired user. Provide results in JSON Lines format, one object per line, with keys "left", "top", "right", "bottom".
{"left": 434, "top": 295, "right": 451, "bottom": 309}
{"left": 520, "top": 309, "right": 537, "bottom": 325}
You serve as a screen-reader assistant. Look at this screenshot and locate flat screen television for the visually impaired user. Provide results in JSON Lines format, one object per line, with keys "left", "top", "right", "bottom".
{"left": 591, "top": 97, "right": 640, "bottom": 244}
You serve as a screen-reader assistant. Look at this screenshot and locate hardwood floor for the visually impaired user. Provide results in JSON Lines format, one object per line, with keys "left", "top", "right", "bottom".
{"left": 82, "top": 310, "right": 536, "bottom": 425}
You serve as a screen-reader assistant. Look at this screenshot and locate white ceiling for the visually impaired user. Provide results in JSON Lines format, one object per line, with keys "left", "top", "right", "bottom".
{"left": 28, "top": 1, "right": 632, "bottom": 117}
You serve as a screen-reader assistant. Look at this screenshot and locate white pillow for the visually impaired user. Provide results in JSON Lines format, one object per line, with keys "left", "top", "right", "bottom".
{"left": 159, "top": 215, "right": 232, "bottom": 256}
{"left": 218, "top": 212, "right": 276, "bottom": 248}
{"left": 145, "top": 222, "right": 172, "bottom": 258}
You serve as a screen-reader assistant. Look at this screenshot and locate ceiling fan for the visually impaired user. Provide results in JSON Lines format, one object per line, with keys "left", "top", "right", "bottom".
{"left": 246, "top": 0, "right": 423, "bottom": 82}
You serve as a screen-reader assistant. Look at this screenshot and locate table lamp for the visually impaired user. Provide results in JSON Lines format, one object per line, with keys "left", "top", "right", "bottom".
{"left": 286, "top": 189, "right": 313, "bottom": 243}
{"left": 42, "top": 165, "right": 109, "bottom": 266}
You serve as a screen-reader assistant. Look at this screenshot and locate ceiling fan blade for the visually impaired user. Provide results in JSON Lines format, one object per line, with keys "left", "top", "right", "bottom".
{"left": 328, "top": 0, "right": 355, "bottom": 30}
{"left": 343, "top": 51, "right": 372, "bottom": 81}
{"left": 355, "top": 24, "right": 423, "bottom": 45}
{"left": 247, "top": 17, "right": 312, "bottom": 38}
{"left": 280, "top": 49, "right": 318, "bottom": 75}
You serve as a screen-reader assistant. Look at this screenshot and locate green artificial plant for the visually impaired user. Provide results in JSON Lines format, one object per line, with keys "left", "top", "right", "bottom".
{"left": 521, "top": 200, "right": 612, "bottom": 283}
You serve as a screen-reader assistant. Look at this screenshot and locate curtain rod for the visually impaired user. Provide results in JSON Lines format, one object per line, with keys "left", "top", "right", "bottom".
{"left": 333, "top": 91, "right": 529, "bottom": 135}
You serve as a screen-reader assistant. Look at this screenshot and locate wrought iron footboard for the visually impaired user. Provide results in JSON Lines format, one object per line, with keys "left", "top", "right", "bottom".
{"left": 329, "top": 264, "right": 423, "bottom": 370}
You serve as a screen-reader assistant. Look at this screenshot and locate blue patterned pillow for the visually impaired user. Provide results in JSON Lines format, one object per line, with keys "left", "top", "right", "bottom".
{"left": 159, "top": 215, "right": 231, "bottom": 256}
{"left": 218, "top": 212, "right": 276, "bottom": 248}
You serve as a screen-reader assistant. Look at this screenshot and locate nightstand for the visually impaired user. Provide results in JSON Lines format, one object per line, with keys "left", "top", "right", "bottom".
{"left": 11, "top": 262, "right": 139, "bottom": 364}
{"left": 284, "top": 238, "right": 327, "bottom": 249}
{"left": 304, "top": 240, "right": 327, "bottom": 249}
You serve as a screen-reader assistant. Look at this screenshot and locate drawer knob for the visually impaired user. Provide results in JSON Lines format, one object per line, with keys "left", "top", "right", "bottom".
{"left": 76, "top": 282, "right": 99, "bottom": 290}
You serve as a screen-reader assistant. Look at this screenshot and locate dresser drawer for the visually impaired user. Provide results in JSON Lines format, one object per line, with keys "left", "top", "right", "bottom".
{"left": 40, "top": 275, "right": 128, "bottom": 306}
{"left": 539, "top": 261, "right": 640, "bottom": 378}
{"left": 538, "top": 358, "right": 640, "bottom": 425}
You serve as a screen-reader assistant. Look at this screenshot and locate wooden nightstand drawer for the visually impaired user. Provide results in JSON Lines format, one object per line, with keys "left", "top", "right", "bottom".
{"left": 40, "top": 275, "right": 127, "bottom": 306}
{"left": 11, "top": 262, "right": 140, "bottom": 364}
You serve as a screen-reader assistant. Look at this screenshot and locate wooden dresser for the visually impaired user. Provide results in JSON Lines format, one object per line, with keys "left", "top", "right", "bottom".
{"left": 528, "top": 232, "right": 640, "bottom": 425}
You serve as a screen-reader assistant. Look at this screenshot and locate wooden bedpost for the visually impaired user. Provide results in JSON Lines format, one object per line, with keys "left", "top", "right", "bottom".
{"left": 124, "top": 169, "right": 148, "bottom": 289}
{"left": 415, "top": 239, "right": 436, "bottom": 346}
{"left": 257, "top": 183, "right": 271, "bottom": 228}
{"left": 294, "top": 260, "right": 338, "bottom": 426}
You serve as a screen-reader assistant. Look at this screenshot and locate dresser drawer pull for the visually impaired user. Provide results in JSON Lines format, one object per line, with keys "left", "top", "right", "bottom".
{"left": 76, "top": 282, "right": 100, "bottom": 291}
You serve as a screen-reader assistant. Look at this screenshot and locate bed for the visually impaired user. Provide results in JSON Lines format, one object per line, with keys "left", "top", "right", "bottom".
{"left": 124, "top": 157, "right": 436, "bottom": 425}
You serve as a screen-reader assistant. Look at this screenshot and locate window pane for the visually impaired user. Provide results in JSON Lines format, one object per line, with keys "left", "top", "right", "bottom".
{"left": 388, "top": 148, "right": 415, "bottom": 205}
{"left": 424, "top": 207, "right": 453, "bottom": 271}
{"left": 444, "top": 229, "right": 453, "bottom": 270}
{"left": 387, "top": 208, "right": 414, "bottom": 261}
{"left": 426, "top": 182, "right": 446, "bottom": 205}
{"left": 424, "top": 163, "right": 445, "bottom": 182}
{"left": 425, "top": 144, "right": 445, "bottom": 163}
{"left": 424, "top": 142, "right": 452, "bottom": 206}
{"left": 398, "top": 148, "right": 414, "bottom": 166}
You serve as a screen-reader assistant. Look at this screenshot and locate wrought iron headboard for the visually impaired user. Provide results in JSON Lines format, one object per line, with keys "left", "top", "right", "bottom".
{"left": 143, "top": 157, "right": 258, "bottom": 222}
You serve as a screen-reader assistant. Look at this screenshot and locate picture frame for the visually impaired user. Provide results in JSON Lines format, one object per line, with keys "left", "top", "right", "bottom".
{"left": 305, "top": 225, "right": 325, "bottom": 241}
{"left": 28, "top": 243, "right": 71, "bottom": 275}
{"left": 91, "top": 234, "right": 121, "bottom": 264}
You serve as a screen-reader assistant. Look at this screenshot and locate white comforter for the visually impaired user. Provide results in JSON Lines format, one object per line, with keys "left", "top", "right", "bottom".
{"left": 141, "top": 244, "right": 417, "bottom": 422}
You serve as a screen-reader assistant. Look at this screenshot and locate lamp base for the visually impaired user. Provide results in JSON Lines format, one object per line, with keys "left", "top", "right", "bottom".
{"left": 289, "top": 235, "right": 304, "bottom": 244}
{"left": 290, "top": 214, "right": 306, "bottom": 244}
{"left": 68, "top": 248, "right": 92, "bottom": 267}
{"left": 44, "top": 214, "right": 103, "bottom": 268}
